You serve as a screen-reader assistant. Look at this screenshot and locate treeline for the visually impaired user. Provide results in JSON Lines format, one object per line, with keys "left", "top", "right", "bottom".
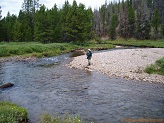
{"left": 0, "top": 0, "right": 93, "bottom": 43}
{"left": 95, "top": 0, "right": 164, "bottom": 40}
{"left": 0, "top": 0, "right": 164, "bottom": 43}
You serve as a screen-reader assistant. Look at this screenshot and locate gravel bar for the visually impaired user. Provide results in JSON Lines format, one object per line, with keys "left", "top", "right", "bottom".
{"left": 68, "top": 48, "right": 164, "bottom": 83}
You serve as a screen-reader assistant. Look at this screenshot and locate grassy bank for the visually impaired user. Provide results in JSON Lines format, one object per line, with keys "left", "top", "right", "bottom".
{"left": 0, "top": 102, "right": 28, "bottom": 123}
{"left": 0, "top": 39, "right": 164, "bottom": 58}
{"left": 105, "top": 39, "right": 164, "bottom": 48}
{"left": 145, "top": 57, "right": 164, "bottom": 75}
{"left": 0, "top": 42, "right": 114, "bottom": 58}
{"left": 0, "top": 42, "right": 78, "bottom": 58}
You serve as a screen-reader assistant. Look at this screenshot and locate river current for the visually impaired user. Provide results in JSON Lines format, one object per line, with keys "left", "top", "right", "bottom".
{"left": 0, "top": 51, "right": 164, "bottom": 123}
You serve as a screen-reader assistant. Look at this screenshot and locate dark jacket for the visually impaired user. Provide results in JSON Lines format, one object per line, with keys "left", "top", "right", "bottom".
{"left": 87, "top": 51, "right": 92, "bottom": 60}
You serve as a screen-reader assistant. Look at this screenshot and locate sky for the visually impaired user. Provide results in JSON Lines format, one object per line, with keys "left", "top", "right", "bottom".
{"left": 0, "top": 0, "right": 118, "bottom": 18}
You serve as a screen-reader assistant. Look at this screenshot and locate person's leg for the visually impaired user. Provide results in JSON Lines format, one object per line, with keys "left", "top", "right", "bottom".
{"left": 88, "top": 59, "right": 91, "bottom": 65}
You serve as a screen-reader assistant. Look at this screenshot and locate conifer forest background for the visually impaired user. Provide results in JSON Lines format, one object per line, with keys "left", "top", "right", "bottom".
{"left": 0, "top": 0, "right": 164, "bottom": 43}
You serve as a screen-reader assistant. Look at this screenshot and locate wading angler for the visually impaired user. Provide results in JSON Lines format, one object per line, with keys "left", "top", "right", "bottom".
{"left": 86, "top": 49, "right": 92, "bottom": 66}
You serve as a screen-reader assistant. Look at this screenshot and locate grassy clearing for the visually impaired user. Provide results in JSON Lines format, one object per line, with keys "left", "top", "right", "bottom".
{"left": 0, "top": 102, "right": 28, "bottom": 123}
{"left": 0, "top": 42, "right": 114, "bottom": 58}
{"left": 145, "top": 57, "right": 164, "bottom": 75}
{"left": 105, "top": 39, "right": 164, "bottom": 48}
{"left": 40, "top": 113, "right": 83, "bottom": 123}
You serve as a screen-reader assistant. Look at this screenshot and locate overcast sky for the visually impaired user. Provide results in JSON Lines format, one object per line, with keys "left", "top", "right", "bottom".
{"left": 0, "top": 0, "right": 118, "bottom": 18}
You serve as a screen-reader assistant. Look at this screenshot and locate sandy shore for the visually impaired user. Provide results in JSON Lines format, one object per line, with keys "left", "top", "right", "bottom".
{"left": 68, "top": 48, "right": 164, "bottom": 83}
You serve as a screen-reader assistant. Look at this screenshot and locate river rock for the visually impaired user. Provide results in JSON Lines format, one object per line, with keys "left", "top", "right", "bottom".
{"left": 0, "top": 83, "right": 14, "bottom": 89}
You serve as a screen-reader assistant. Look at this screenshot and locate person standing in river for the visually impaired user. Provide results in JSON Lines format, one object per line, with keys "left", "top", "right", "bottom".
{"left": 86, "top": 49, "right": 92, "bottom": 66}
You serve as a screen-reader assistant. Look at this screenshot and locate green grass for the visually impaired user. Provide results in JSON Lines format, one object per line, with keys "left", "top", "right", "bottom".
{"left": 0, "top": 42, "right": 79, "bottom": 58}
{"left": 0, "top": 42, "right": 114, "bottom": 58}
{"left": 40, "top": 113, "right": 83, "bottom": 123}
{"left": 0, "top": 39, "right": 164, "bottom": 58}
{"left": 105, "top": 39, "right": 164, "bottom": 48}
{"left": 0, "top": 102, "right": 28, "bottom": 123}
{"left": 145, "top": 57, "right": 164, "bottom": 75}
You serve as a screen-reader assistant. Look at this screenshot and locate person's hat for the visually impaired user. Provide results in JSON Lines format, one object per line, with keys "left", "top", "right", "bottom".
{"left": 88, "top": 49, "right": 91, "bottom": 51}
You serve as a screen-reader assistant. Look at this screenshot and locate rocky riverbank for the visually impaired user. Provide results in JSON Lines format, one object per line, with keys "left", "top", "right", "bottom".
{"left": 68, "top": 48, "right": 164, "bottom": 83}
{"left": 0, "top": 56, "right": 37, "bottom": 63}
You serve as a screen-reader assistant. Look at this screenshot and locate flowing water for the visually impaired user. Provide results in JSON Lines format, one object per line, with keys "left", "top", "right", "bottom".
{"left": 0, "top": 51, "right": 164, "bottom": 123}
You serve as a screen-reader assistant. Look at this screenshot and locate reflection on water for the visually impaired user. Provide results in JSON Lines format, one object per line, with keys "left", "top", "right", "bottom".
{"left": 0, "top": 53, "right": 164, "bottom": 123}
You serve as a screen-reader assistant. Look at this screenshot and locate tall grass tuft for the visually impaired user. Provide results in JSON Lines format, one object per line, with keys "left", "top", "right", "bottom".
{"left": 40, "top": 113, "right": 83, "bottom": 123}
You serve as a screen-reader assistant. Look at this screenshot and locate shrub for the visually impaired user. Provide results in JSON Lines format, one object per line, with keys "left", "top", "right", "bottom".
{"left": 0, "top": 102, "right": 28, "bottom": 123}
{"left": 145, "top": 64, "right": 157, "bottom": 74}
{"left": 156, "top": 57, "right": 164, "bottom": 68}
{"left": 145, "top": 57, "right": 164, "bottom": 75}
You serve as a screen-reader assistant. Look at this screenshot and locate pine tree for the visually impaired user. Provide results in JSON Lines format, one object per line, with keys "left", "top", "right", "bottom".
{"left": 118, "top": 0, "right": 129, "bottom": 39}
{"left": 93, "top": 9, "right": 101, "bottom": 37}
{"left": 48, "top": 4, "right": 61, "bottom": 42}
{"left": 109, "top": 14, "right": 118, "bottom": 40}
{"left": 154, "top": 0, "right": 164, "bottom": 37}
{"left": 128, "top": 0, "right": 135, "bottom": 38}
{"left": 61, "top": 0, "right": 93, "bottom": 43}
{"left": 3, "top": 12, "right": 17, "bottom": 42}
{"left": 100, "top": 3, "right": 107, "bottom": 36}
{"left": 152, "top": 9, "right": 161, "bottom": 39}
{"left": 135, "top": 0, "right": 151, "bottom": 40}
{"left": 68, "top": 0, "right": 79, "bottom": 42}
{"left": 0, "top": 6, "right": 2, "bottom": 19}
{"left": 18, "top": 10, "right": 33, "bottom": 41}
{"left": 12, "top": 20, "right": 22, "bottom": 41}
{"left": 21, "top": 0, "right": 40, "bottom": 41}
{"left": 34, "top": 5, "right": 53, "bottom": 43}
{"left": 61, "top": 0, "right": 71, "bottom": 42}
{"left": 144, "top": 20, "right": 151, "bottom": 39}
{"left": 0, "top": 6, "right": 3, "bottom": 41}
{"left": 0, "top": 20, "right": 5, "bottom": 42}
{"left": 162, "top": 25, "right": 164, "bottom": 38}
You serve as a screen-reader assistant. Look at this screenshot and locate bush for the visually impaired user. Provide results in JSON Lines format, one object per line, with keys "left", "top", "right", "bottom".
{"left": 40, "top": 114, "right": 82, "bottom": 123}
{"left": 156, "top": 57, "right": 164, "bottom": 68}
{"left": 0, "top": 102, "right": 28, "bottom": 123}
{"left": 145, "top": 64, "right": 157, "bottom": 74}
{"left": 145, "top": 57, "right": 164, "bottom": 75}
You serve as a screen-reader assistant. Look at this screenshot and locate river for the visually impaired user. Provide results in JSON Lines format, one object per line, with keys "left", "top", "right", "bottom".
{"left": 0, "top": 51, "right": 164, "bottom": 123}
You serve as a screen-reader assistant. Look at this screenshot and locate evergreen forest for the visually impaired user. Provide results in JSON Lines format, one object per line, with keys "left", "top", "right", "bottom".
{"left": 0, "top": 0, "right": 164, "bottom": 43}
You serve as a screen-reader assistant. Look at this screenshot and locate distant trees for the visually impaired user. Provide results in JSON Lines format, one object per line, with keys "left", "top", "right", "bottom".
{"left": 135, "top": 0, "right": 151, "bottom": 39}
{"left": 34, "top": 5, "right": 52, "bottom": 43}
{"left": 109, "top": 14, "right": 118, "bottom": 40}
{"left": 60, "top": 0, "right": 93, "bottom": 43}
{"left": 118, "top": 0, "right": 129, "bottom": 39}
{"left": 20, "top": 0, "right": 40, "bottom": 41}
{"left": 0, "top": 0, "right": 164, "bottom": 42}
{"left": 152, "top": 9, "right": 161, "bottom": 39}
{"left": 127, "top": 0, "right": 135, "bottom": 38}
{"left": 0, "top": 6, "right": 2, "bottom": 19}
{"left": 154, "top": 0, "right": 164, "bottom": 38}
{"left": 0, "top": 6, "right": 3, "bottom": 41}
{"left": 94, "top": 0, "right": 163, "bottom": 40}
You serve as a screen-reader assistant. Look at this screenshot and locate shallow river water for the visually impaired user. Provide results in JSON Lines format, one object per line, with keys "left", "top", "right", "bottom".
{"left": 0, "top": 51, "right": 164, "bottom": 123}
